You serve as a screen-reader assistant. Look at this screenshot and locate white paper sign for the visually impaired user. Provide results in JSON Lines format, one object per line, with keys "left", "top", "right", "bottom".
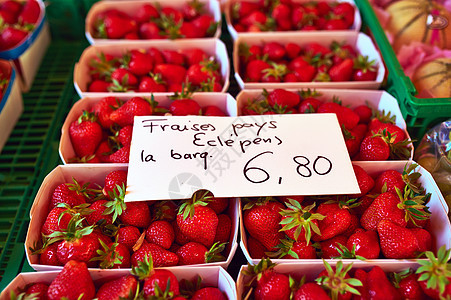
{"left": 125, "top": 114, "right": 360, "bottom": 201}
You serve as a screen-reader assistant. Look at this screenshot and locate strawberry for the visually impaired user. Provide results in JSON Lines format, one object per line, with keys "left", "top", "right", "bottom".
{"left": 139, "top": 74, "right": 167, "bottom": 92}
{"left": 320, "top": 235, "right": 348, "bottom": 259}
{"left": 91, "top": 96, "right": 121, "bottom": 129}
{"left": 154, "top": 64, "right": 187, "bottom": 85}
{"left": 125, "top": 49, "right": 153, "bottom": 76}
{"left": 250, "top": 259, "right": 291, "bottom": 300}
{"left": 214, "top": 214, "right": 232, "bottom": 244}
{"left": 169, "top": 91, "right": 202, "bottom": 116}
{"left": 333, "top": 2, "right": 355, "bottom": 27}
{"left": 366, "top": 266, "right": 402, "bottom": 299}
{"left": 393, "top": 271, "right": 426, "bottom": 300}
{"left": 39, "top": 242, "right": 61, "bottom": 265}
{"left": 1, "top": 1, "right": 22, "bottom": 15}
{"left": 246, "top": 59, "right": 271, "bottom": 82}
{"left": 110, "top": 97, "right": 152, "bottom": 127}
{"left": 369, "top": 122, "right": 407, "bottom": 144}
{"left": 96, "top": 275, "right": 138, "bottom": 300}
{"left": 269, "top": 238, "right": 317, "bottom": 259}
{"left": 193, "top": 288, "right": 227, "bottom": 300}
{"left": 353, "top": 268, "right": 369, "bottom": 299}
{"left": 86, "top": 200, "right": 113, "bottom": 225}
{"left": 0, "top": 26, "right": 28, "bottom": 51}
{"left": 359, "top": 134, "right": 390, "bottom": 161}
{"left": 375, "top": 170, "right": 405, "bottom": 194}
{"left": 360, "top": 192, "right": 407, "bottom": 231}
{"left": 120, "top": 201, "right": 152, "bottom": 228}
{"left": 88, "top": 79, "right": 110, "bottom": 92}
{"left": 243, "top": 197, "right": 285, "bottom": 251}
{"left": 232, "top": 1, "right": 259, "bottom": 19}
{"left": 108, "top": 145, "right": 130, "bottom": 163}
{"left": 346, "top": 230, "right": 380, "bottom": 259}
{"left": 411, "top": 228, "right": 432, "bottom": 252}
{"left": 351, "top": 164, "right": 375, "bottom": 197}
{"left": 417, "top": 246, "right": 451, "bottom": 299}
{"left": 91, "top": 240, "right": 131, "bottom": 269}
{"left": 139, "top": 21, "right": 164, "bottom": 39}
{"left": 272, "top": 3, "right": 291, "bottom": 30}
{"left": 103, "top": 170, "right": 128, "bottom": 198}
{"left": 145, "top": 220, "right": 174, "bottom": 249}
{"left": 0, "top": 9, "right": 18, "bottom": 24}
{"left": 352, "top": 55, "right": 378, "bottom": 81}
{"left": 316, "top": 260, "right": 363, "bottom": 299}
{"left": 263, "top": 42, "right": 286, "bottom": 61}
{"left": 117, "top": 225, "right": 141, "bottom": 251}
{"left": 134, "top": 3, "right": 159, "bottom": 22}
{"left": 267, "top": 89, "right": 300, "bottom": 109}
{"left": 162, "top": 49, "right": 186, "bottom": 65}
{"left": 247, "top": 236, "right": 267, "bottom": 259}
{"left": 131, "top": 242, "right": 179, "bottom": 267}
{"left": 41, "top": 206, "right": 72, "bottom": 236}
{"left": 293, "top": 282, "right": 330, "bottom": 300}
{"left": 177, "top": 191, "right": 219, "bottom": 247}
{"left": 18, "top": 0, "right": 40, "bottom": 25}
{"left": 314, "top": 202, "right": 351, "bottom": 241}
{"left": 110, "top": 68, "right": 138, "bottom": 88}
{"left": 305, "top": 42, "right": 331, "bottom": 56}
{"left": 99, "top": 14, "right": 137, "bottom": 39}
{"left": 25, "top": 282, "right": 48, "bottom": 299}
{"left": 182, "top": 48, "right": 208, "bottom": 66}
{"left": 353, "top": 104, "right": 373, "bottom": 124}
{"left": 176, "top": 241, "right": 225, "bottom": 265}
{"left": 47, "top": 260, "right": 95, "bottom": 300}
{"left": 293, "top": 64, "right": 317, "bottom": 82}
{"left": 173, "top": 220, "right": 191, "bottom": 245}
{"left": 325, "top": 18, "right": 348, "bottom": 30}
{"left": 377, "top": 219, "right": 419, "bottom": 258}
{"left": 328, "top": 58, "right": 353, "bottom": 81}
{"left": 50, "top": 179, "right": 88, "bottom": 210}
{"left": 69, "top": 111, "right": 103, "bottom": 158}
{"left": 151, "top": 200, "right": 178, "bottom": 222}
{"left": 203, "top": 105, "right": 227, "bottom": 116}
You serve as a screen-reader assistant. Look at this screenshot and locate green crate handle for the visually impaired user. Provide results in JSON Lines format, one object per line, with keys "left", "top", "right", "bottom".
{"left": 355, "top": 0, "right": 417, "bottom": 96}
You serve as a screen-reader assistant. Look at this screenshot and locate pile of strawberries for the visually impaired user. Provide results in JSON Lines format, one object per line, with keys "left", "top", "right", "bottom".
{"left": 87, "top": 47, "right": 224, "bottom": 93}
{"left": 241, "top": 89, "right": 412, "bottom": 161}
{"left": 13, "top": 260, "right": 228, "bottom": 299}
{"left": 68, "top": 94, "right": 227, "bottom": 163}
{"left": 238, "top": 40, "right": 378, "bottom": 83}
{"left": 242, "top": 255, "right": 451, "bottom": 299}
{"left": 230, "top": 0, "right": 355, "bottom": 32}
{"left": 0, "top": 0, "right": 41, "bottom": 51}
{"left": 91, "top": 0, "right": 217, "bottom": 40}
{"left": 243, "top": 163, "right": 434, "bottom": 260}
{"left": 31, "top": 170, "right": 233, "bottom": 269}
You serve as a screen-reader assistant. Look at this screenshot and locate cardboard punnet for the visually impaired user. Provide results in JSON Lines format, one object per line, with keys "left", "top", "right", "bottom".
{"left": 1, "top": 266, "right": 236, "bottom": 300}
{"left": 233, "top": 32, "right": 385, "bottom": 90}
{"left": 236, "top": 88, "right": 414, "bottom": 160}
{"left": 74, "top": 39, "right": 230, "bottom": 97}
{"left": 236, "top": 261, "right": 424, "bottom": 298}
{"left": 225, "top": 0, "right": 362, "bottom": 41}
{"left": 0, "top": 0, "right": 51, "bottom": 92}
{"left": 25, "top": 164, "right": 239, "bottom": 271}
{"left": 239, "top": 161, "right": 451, "bottom": 265}
{"left": 85, "top": 0, "right": 222, "bottom": 44}
{"left": 59, "top": 93, "right": 237, "bottom": 164}
{"left": 0, "top": 60, "right": 23, "bottom": 154}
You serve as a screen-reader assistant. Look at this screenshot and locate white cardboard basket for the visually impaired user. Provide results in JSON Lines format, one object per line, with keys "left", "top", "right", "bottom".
{"left": 1, "top": 266, "right": 236, "bottom": 300}
{"left": 85, "top": 0, "right": 222, "bottom": 44}
{"left": 233, "top": 32, "right": 385, "bottom": 90}
{"left": 74, "top": 39, "right": 230, "bottom": 98}
{"left": 236, "top": 88, "right": 413, "bottom": 160}
{"left": 225, "top": 0, "right": 362, "bottom": 41}
{"left": 25, "top": 164, "right": 239, "bottom": 271}
{"left": 239, "top": 161, "right": 451, "bottom": 265}
{"left": 0, "top": 61, "right": 23, "bottom": 154}
{"left": 59, "top": 93, "right": 237, "bottom": 164}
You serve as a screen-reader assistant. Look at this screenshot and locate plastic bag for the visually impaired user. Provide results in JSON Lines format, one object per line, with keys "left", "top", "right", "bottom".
{"left": 415, "top": 120, "right": 451, "bottom": 208}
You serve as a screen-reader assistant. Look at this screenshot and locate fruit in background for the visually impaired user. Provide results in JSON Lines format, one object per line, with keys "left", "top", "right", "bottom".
{"left": 386, "top": 0, "right": 451, "bottom": 51}
{"left": 413, "top": 57, "right": 451, "bottom": 98}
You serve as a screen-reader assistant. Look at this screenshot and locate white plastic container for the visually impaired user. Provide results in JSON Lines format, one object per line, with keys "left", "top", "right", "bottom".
{"left": 236, "top": 88, "right": 413, "bottom": 160}
{"left": 59, "top": 93, "right": 237, "bottom": 164}
{"left": 239, "top": 161, "right": 451, "bottom": 264}
{"left": 1, "top": 266, "right": 236, "bottom": 300}
{"left": 24, "top": 164, "right": 239, "bottom": 271}
{"left": 225, "top": 0, "right": 362, "bottom": 41}
{"left": 74, "top": 39, "right": 230, "bottom": 97}
{"left": 85, "top": 0, "right": 222, "bottom": 44}
{"left": 0, "top": 60, "right": 23, "bottom": 154}
{"left": 233, "top": 32, "right": 385, "bottom": 90}
{"left": 0, "top": 0, "right": 51, "bottom": 92}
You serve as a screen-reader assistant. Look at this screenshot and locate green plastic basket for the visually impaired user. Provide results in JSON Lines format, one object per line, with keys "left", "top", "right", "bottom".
{"left": 356, "top": 0, "right": 451, "bottom": 141}
{"left": 0, "top": 40, "right": 87, "bottom": 289}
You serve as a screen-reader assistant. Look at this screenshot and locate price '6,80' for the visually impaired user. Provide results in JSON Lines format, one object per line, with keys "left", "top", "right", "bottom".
{"left": 243, "top": 151, "right": 332, "bottom": 184}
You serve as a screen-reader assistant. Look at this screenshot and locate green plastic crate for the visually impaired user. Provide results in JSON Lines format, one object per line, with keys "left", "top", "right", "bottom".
{"left": 356, "top": 0, "right": 451, "bottom": 141}
{"left": 0, "top": 40, "right": 87, "bottom": 289}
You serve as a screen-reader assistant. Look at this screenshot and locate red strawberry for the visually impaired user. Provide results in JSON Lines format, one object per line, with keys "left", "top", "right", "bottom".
{"left": 134, "top": 4, "right": 159, "bottom": 23}
{"left": 111, "top": 68, "right": 138, "bottom": 87}
{"left": 366, "top": 266, "right": 402, "bottom": 299}
{"left": 117, "top": 225, "right": 141, "bottom": 251}
{"left": 182, "top": 48, "right": 208, "bottom": 66}
{"left": 359, "top": 134, "right": 390, "bottom": 161}
{"left": 69, "top": 111, "right": 103, "bottom": 158}
{"left": 232, "top": 1, "right": 260, "bottom": 19}
{"left": 411, "top": 228, "right": 432, "bottom": 252}
{"left": 293, "top": 282, "right": 330, "bottom": 300}
{"left": 47, "top": 261, "right": 95, "bottom": 300}
{"left": 173, "top": 220, "right": 191, "bottom": 245}
{"left": 146, "top": 220, "right": 175, "bottom": 249}
{"left": 314, "top": 202, "right": 351, "bottom": 241}
{"left": 162, "top": 50, "right": 186, "bottom": 65}
{"left": 101, "top": 14, "right": 137, "bottom": 39}
{"left": 92, "top": 241, "right": 131, "bottom": 269}
{"left": 417, "top": 247, "right": 451, "bottom": 299}
{"left": 333, "top": 2, "right": 355, "bottom": 26}
{"left": 246, "top": 59, "right": 271, "bottom": 82}
{"left": 86, "top": 200, "right": 112, "bottom": 225}
{"left": 50, "top": 180, "right": 87, "bottom": 210}
{"left": 176, "top": 241, "right": 225, "bottom": 265}
{"left": 108, "top": 145, "right": 130, "bottom": 163}
{"left": 247, "top": 236, "right": 267, "bottom": 259}
{"left": 103, "top": 170, "right": 128, "bottom": 198}
{"left": 0, "top": 9, "right": 18, "bottom": 24}
{"left": 118, "top": 125, "right": 133, "bottom": 147}
{"left": 41, "top": 207, "right": 72, "bottom": 236}
{"left": 154, "top": 64, "right": 187, "bottom": 85}
{"left": 298, "top": 97, "right": 321, "bottom": 113}
{"left": 377, "top": 219, "right": 419, "bottom": 258}
{"left": 120, "top": 201, "right": 152, "bottom": 228}
{"left": 353, "top": 104, "right": 373, "bottom": 124}
{"left": 320, "top": 235, "right": 348, "bottom": 259}
{"left": 272, "top": 3, "right": 291, "bottom": 30}
{"left": 142, "top": 266, "right": 180, "bottom": 298}
{"left": 328, "top": 58, "right": 353, "bottom": 81}
{"left": 56, "top": 229, "right": 100, "bottom": 266}
{"left": 91, "top": 96, "right": 121, "bottom": 129}
{"left": 39, "top": 242, "right": 61, "bottom": 265}
{"left": 88, "top": 80, "right": 110, "bottom": 92}
{"left": 214, "top": 214, "right": 232, "bottom": 244}
{"left": 346, "top": 230, "right": 380, "bottom": 259}
{"left": 243, "top": 198, "right": 284, "bottom": 251}
{"left": 139, "top": 75, "right": 167, "bottom": 92}
{"left": 353, "top": 268, "right": 369, "bottom": 299}
{"left": 110, "top": 97, "right": 152, "bottom": 127}
{"left": 305, "top": 42, "right": 331, "bottom": 56}
{"left": 96, "top": 275, "right": 138, "bottom": 300}
{"left": 177, "top": 194, "right": 219, "bottom": 248}
{"left": 25, "top": 282, "right": 48, "bottom": 298}
{"left": 131, "top": 242, "right": 179, "bottom": 267}
{"left": 255, "top": 270, "right": 290, "bottom": 300}
{"left": 263, "top": 42, "right": 286, "bottom": 61}
{"left": 192, "top": 288, "right": 227, "bottom": 300}
{"left": 203, "top": 105, "right": 227, "bottom": 116}
{"left": 395, "top": 273, "right": 426, "bottom": 300}
{"left": 352, "top": 55, "right": 378, "bottom": 81}
{"left": 18, "top": 0, "right": 40, "bottom": 25}
{"left": 267, "top": 89, "right": 300, "bottom": 109}
{"left": 360, "top": 192, "right": 407, "bottom": 231}
{"left": 1, "top": 1, "right": 22, "bottom": 15}
{"left": 351, "top": 164, "right": 375, "bottom": 197}
{"left": 375, "top": 170, "right": 405, "bottom": 194}
{"left": 293, "top": 65, "right": 317, "bottom": 82}
{"left": 126, "top": 50, "right": 153, "bottom": 76}
{"left": 170, "top": 99, "right": 202, "bottom": 116}
{"left": 139, "top": 22, "right": 164, "bottom": 39}
{"left": 272, "top": 239, "right": 317, "bottom": 259}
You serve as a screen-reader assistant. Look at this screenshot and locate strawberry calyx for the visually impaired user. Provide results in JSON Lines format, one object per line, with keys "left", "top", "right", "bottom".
{"left": 242, "top": 258, "right": 277, "bottom": 285}
{"left": 242, "top": 196, "right": 277, "bottom": 211}
{"left": 188, "top": 0, "right": 205, "bottom": 15}
{"left": 108, "top": 76, "right": 132, "bottom": 92}
{"left": 416, "top": 245, "right": 451, "bottom": 297}
{"left": 169, "top": 85, "right": 194, "bottom": 101}
{"left": 90, "top": 239, "right": 124, "bottom": 269}
{"left": 179, "top": 276, "right": 203, "bottom": 299}
{"left": 200, "top": 57, "right": 219, "bottom": 74}
{"left": 131, "top": 254, "right": 155, "bottom": 280}
{"left": 316, "top": 260, "right": 363, "bottom": 300}
{"left": 279, "top": 199, "right": 325, "bottom": 244}
{"left": 205, "top": 242, "right": 227, "bottom": 263}
{"left": 158, "top": 14, "right": 183, "bottom": 39}
{"left": 256, "top": 17, "right": 276, "bottom": 31}
{"left": 199, "top": 77, "right": 218, "bottom": 92}
{"left": 373, "top": 109, "right": 396, "bottom": 125}
{"left": 330, "top": 41, "right": 352, "bottom": 59}
{"left": 9, "top": 290, "right": 39, "bottom": 300}
{"left": 77, "top": 110, "right": 98, "bottom": 124}
{"left": 353, "top": 55, "right": 377, "bottom": 72}
{"left": 391, "top": 268, "right": 413, "bottom": 289}
{"left": 402, "top": 163, "right": 424, "bottom": 195}
{"left": 395, "top": 186, "right": 431, "bottom": 227}
{"left": 298, "top": 88, "right": 322, "bottom": 99}
{"left": 266, "top": 237, "right": 300, "bottom": 259}
{"left": 313, "top": 71, "right": 331, "bottom": 82}
{"left": 178, "top": 189, "right": 212, "bottom": 220}
{"left": 46, "top": 213, "right": 95, "bottom": 245}
{"left": 373, "top": 129, "right": 412, "bottom": 160}
{"left": 332, "top": 243, "right": 366, "bottom": 260}
{"left": 103, "top": 183, "right": 127, "bottom": 222}
{"left": 89, "top": 52, "right": 117, "bottom": 80}
{"left": 243, "top": 96, "right": 271, "bottom": 115}
{"left": 262, "top": 62, "right": 287, "bottom": 80}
